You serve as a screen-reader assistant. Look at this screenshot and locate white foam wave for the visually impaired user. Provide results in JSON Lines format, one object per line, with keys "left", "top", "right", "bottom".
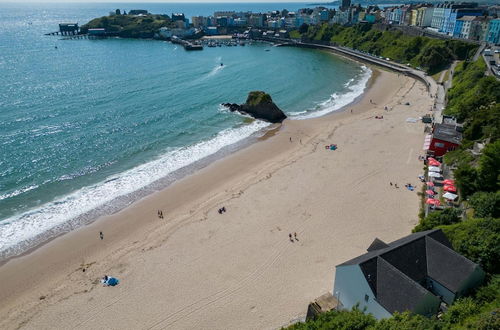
{"left": 292, "top": 66, "right": 372, "bottom": 120}
{"left": 0, "top": 120, "right": 270, "bottom": 257}
{"left": 0, "top": 185, "right": 39, "bottom": 201}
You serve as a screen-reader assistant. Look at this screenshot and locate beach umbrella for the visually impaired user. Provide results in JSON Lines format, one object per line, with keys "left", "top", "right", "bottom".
{"left": 426, "top": 198, "right": 441, "bottom": 206}
{"left": 428, "top": 172, "right": 441, "bottom": 178}
{"left": 443, "top": 179, "right": 455, "bottom": 185}
{"left": 426, "top": 190, "right": 436, "bottom": 195}
{"left": 426, "top": 181, "right": 435, "bottom": 187}
{"left": 428, "top": 157, "right": 441, "bottom": 166}
{"left": 443, "top": 192, "right": 458, "bottom": 200}
{"left": 444, "top": 185, "right": 457, "bottom": 193}
{"left": 428, "top": 166, "right": 441, "bottom": 172}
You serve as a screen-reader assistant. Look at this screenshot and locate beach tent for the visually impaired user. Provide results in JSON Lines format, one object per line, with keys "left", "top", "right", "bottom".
{"left": 428, "top": 166, "right": 441, "bottom": 172}
{"left": 106, "top": 277, "right": 120, "bottom": 286}
{"left": 426, "top": 198, "right": 441, "bottom": 206}
{"left": 443, "top": 179, "right": 455, "bottom": 185}
{"left": 426, "top": 190, "right": 436, "bottom": 195}
{"left": 426, "top": 181, "right": 435, "bottom": 187}
{"left": 444, "top": 185, "right": 457, "bottom": 193}
{"left": 443, "top": 192, "right": 458, "bottom": 200}
{"left": 428, "top": 172, "right": 441, "bottom": 178}
{"left": 428, "top": 158, "right": 441, "bottom": 166}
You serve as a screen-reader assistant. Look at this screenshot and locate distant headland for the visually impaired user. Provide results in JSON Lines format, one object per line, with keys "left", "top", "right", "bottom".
{"left": 80, "top": 9, "right": 176, "bottom": 39}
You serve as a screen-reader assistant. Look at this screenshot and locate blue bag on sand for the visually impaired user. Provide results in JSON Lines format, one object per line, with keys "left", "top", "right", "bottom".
{"left": 107, "top": 277, "right": 119, "bottom": 286}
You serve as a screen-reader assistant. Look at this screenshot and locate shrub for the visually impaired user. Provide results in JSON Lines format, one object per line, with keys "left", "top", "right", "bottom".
{"left": 440, "top": 297, "right": 480, "bottom": 326}
{"left": 286, "top": 308, "right": 376, "bottom": 330}
{"left": 469, "top": 192, "right": 500, "bottom": 218}
{"left": 441, "top": 218, "right": 500, "bottom": 274}
{"left": 413, "top": 208, "right": 461, "bottom": 232}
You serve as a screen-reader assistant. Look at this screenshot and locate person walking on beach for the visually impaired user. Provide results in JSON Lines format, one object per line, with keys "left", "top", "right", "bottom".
{"left": 289, "top": 137, "right": 292, "bottom": 143}
{"left": 99, "top": 231, "right": 104, "bottom": 240}
{"left": 294, "top": 232, "right": 298, "bottom": 241}
{"left": 289, "top": 233, "right": 293, "bottom": 242}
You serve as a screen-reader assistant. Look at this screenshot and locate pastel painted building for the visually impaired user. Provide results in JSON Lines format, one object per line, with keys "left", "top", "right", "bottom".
{"left": 453, "top": 19, "right": 464, "bottom": 38}
{"left": 457, "top": 16, "right": 476, "bottom": 40}
{"left": 486, "top": 19, "right": 500, "bottom": 44}
{"left": 333, "top": 229, "right": 484, "bottom": 320}
{"left": 431, "top": 6, "right": 446, "bottom": 30}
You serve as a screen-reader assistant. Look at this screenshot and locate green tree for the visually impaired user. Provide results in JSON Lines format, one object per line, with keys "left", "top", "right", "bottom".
{"left": 440, "top": 297, "right": 480, "bottom": 326}
{"left": 413, "top": 208, "right": 461, "bottom": 232}
{"left": 469, "top": 192, "right": 500, "bottom": 218}
{"left": 373, "top": 312, "right": 440, "bottom": 330}
{"left": 286, "top": 308, "right": 376, "bottom": 330}
{"left": 441, "top": 217, "right": 500, "bottom": 274}
{"left": 454, "top": 164, "right": 478, "bottom": 198}
{"left": 478, "top": 141, "right": 500, "bottom": 193}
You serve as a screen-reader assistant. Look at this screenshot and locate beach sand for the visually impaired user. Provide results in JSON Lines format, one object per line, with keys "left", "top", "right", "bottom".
{"left": 0, "top": 68, "right": 432, "bottom": 330}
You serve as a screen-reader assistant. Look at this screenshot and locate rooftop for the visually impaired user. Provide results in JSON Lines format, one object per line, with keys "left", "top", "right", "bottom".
{"left": 338, "top": 229, "right": 481, "bottom": 314}
{"left": 432, "top": 123, "right": 462, "bottom": 145}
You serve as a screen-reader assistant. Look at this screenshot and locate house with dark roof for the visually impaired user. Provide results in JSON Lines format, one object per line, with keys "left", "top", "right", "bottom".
{"left": 333, "top": 229, "right": 485, "bottom": 319}
{"left": 427, "top": 123, "right": 462, "bottom": 157}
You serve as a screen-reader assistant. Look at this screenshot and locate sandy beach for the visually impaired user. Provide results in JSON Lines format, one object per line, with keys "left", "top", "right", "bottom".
{"left": 0, "top": 67, "right": 432, "bottom": 329}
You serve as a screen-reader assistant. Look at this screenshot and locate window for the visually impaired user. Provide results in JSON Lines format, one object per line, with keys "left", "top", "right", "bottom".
{"left": 364, "top": 294, "right": 369, "bottom": 302}
{"left": 435, "top": 142, "right": 445, "bottom": 148}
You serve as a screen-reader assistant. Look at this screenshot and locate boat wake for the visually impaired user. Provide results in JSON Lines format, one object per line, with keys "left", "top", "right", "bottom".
{"left": 207, "top": 57, "right": 225, "bottom": 77}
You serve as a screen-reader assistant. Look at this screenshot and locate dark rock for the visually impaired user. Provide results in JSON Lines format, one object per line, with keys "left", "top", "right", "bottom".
{"left": 222, "top": 91, "right": 287, "bottom": 123}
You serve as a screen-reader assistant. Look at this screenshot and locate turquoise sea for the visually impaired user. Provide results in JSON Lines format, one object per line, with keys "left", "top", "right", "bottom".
{"left": 0, "top": 2, "right": 370, "bottom": 259}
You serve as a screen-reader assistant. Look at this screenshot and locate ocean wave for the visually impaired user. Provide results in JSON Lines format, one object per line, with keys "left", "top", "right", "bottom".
{"left": 0, "top": 120, "right": 270, "bottom": 259}
{"left": 0, "top": 185, "right": 39, "bottom": 201}
{"left": 291, "top": 66, "right": 372, "bottom": 120}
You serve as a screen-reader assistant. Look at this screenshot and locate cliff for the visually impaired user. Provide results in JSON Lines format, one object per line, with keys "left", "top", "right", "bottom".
{"left": 222, "top": 91, "right": 287, "bottom": 124}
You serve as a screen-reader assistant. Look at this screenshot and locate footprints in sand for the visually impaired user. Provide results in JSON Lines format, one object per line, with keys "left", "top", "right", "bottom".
{"left": 77, "top": 261, "right": 96, "bottom": 273}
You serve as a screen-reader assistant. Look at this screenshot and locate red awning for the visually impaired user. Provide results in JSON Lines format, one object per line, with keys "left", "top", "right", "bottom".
{"left": 428, "top": 157, "right": 441, "bottom": 166}
{"left": 426, "top": 198, "right": 441, "bottom": 206}
{"left": 444, "top": 185, "right": 457, "bottom": 192}
{"left": 426, "top": 181, "right": 435, "bottom": 187}
{"left": 426, "top": 190, "right": 436, "bottom": 195}
{"left": 443, "top": 179, "right": 455, "bottom": 185}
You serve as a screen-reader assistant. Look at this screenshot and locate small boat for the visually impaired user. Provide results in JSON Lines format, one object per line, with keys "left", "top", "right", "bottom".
{"left": 220, "top": 63, "right": 223, "bottom": 66}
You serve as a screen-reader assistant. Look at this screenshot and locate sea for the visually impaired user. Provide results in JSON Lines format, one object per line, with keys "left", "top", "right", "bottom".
{"left": 0, "top": 2, "right": 371, "bottom": 260}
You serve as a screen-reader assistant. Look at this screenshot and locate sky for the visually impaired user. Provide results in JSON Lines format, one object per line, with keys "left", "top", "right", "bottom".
{"left": 0, "top": 0, "right": 317, "bottom": 3}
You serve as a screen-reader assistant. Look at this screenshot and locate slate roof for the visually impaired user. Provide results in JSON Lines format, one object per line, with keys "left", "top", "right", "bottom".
{"left": 425, "top": 236, "right": 478, "bottom": 292}
{"left": 376, "top": 258, "right": 430, "bottom": 314}
{"left": 337, "top": 229, "right": 481, "bottom": 314}
{"left": 432, "top": 124, "right": 462, "bottom": 145}
{"left": 367, "top": 238, "right": 389, "bottom": 252}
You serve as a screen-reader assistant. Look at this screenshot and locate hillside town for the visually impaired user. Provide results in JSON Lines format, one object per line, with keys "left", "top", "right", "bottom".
{"left": 151, "top": 1, "right": 499, "bottom": 44}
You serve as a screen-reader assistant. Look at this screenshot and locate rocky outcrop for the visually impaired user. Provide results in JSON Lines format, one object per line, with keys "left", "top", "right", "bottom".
{"left": 222, "top": 91, "right": 287, "bottom": 123}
